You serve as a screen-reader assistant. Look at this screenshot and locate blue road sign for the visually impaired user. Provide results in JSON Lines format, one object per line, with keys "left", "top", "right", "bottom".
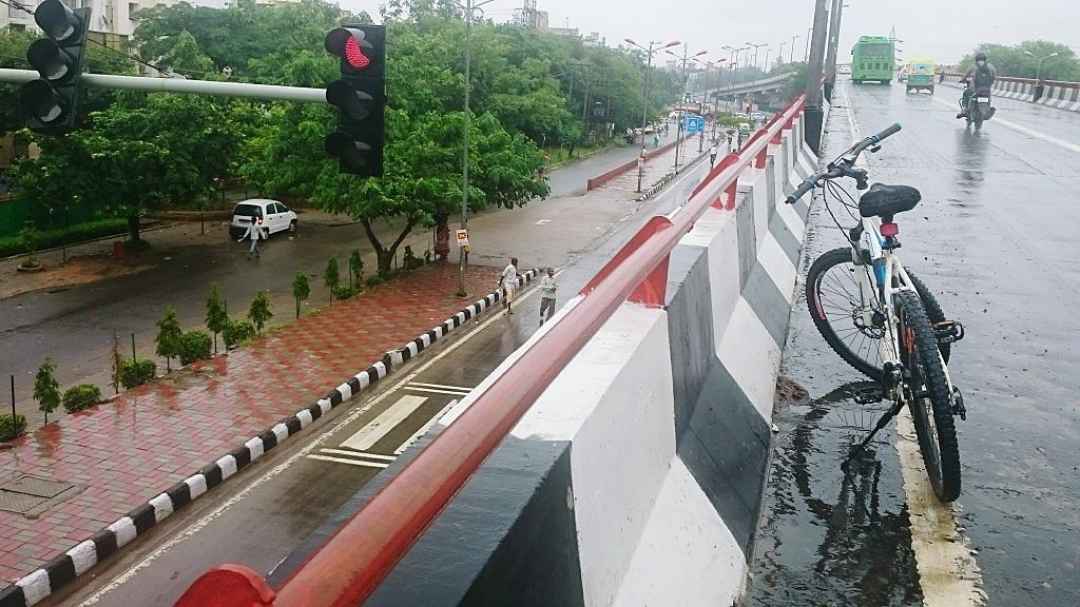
{"left": 684, "top": 115, "right": 705, "bottom": 134}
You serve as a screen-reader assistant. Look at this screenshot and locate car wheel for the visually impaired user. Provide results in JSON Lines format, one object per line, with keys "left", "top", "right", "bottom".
{"left": 289, "top": 220, "right": 297, "bottom": 235}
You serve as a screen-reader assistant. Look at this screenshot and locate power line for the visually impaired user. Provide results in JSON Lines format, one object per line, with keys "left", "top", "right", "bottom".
{"left": 0, "top": 0, "right": 34, "bottom": 16}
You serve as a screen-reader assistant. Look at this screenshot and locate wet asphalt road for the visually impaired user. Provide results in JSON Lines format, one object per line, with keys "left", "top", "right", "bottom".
{"left": 749, "top": 80, "right": 1080, "bottom": 606}
{"left": 55, "top": 149, "right": 711, "bottom": 607}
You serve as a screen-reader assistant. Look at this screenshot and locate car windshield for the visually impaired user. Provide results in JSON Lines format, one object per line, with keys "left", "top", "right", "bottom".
{"left": 234, "top": 204, "right": 262, "bottom": 218}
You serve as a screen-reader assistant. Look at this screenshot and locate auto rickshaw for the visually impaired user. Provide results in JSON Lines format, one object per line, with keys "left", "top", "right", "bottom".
{"left": 905, "top": 58, "right": 936, "bottom": 94}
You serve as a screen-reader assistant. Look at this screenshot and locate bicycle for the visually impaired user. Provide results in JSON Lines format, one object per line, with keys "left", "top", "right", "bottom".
{"left": 786, "top": 123, "right": 968, "bottom": 502}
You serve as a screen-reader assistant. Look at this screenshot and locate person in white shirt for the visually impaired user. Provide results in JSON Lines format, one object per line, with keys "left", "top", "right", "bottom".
{"left": 499, "top": 257, "right": 519, "bottom": 315}
{"left": 539, "top": 267, "right": 557, "bottom": 325}
{"left": 238, "top": 216, "right": 265, "bottom": 258}
{"left": 709, "top": 143, "right": 719, "bottom": 168}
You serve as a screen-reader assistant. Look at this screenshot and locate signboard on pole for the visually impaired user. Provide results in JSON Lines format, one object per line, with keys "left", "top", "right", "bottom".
{"left": 684, "top": 114, "right": 705, "bottom": 134}
{"left": 455, "top": 229, "right": 469, "bottom": 247}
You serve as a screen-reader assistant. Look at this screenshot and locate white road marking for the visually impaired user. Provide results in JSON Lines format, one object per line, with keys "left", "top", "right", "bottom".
{"left": 394, "top": 401, "right": 456, "bottom": 456}
{"left": 536, "top": 219, "right": 552, "bottom": 225}
{"left": 844, "top": 83, "right": 985, "bottom": 604}
{"left": 340, "top": 395, "right": 428, "bottom": 451}
{"left": 409, "top": 381, "right": 473, "bottom": 392}
{"left": 318, "top": 448, "right": 396, "bottom": 462}
{"left": 306, "top": 454, "right": 389, "bottom": 469}
{"left": 77, "top": 280, "right": 545, "bottom": 606}
{"left": 931, "top": 95, "right": 1080, "bottom": 154}
{"left": 404, "top": 386, "right": 471, "bottom": 397}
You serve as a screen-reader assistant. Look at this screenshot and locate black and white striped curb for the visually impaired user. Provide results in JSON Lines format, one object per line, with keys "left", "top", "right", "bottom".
{"left": 0, "top": 269, "right": 536, "bottom": 607}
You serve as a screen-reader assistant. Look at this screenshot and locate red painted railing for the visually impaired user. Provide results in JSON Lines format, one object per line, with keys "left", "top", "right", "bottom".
{"left": 174, "top": 94, "right": 808, "bottom": 607}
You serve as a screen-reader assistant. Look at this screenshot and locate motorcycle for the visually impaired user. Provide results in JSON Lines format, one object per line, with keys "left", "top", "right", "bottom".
{"left": 958, "top": 79, "right": 996, "bottom": 128}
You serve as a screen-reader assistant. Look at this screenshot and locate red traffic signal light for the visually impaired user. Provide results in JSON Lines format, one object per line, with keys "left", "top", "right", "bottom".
{"left": 324, "top": 24, "right": 385, "bottom": 177}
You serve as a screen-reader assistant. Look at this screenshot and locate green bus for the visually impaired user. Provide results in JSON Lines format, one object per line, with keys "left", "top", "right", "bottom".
{"left": 851, "top": 36, "right": 895, "bottom": 84}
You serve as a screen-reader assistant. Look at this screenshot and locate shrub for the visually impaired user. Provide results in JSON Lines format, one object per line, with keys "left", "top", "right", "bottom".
{"left": 18, "top": 224, "right": 41, "bottom": 267}
{"left": 0, "top": 414, "right": 27, "bottom": 442}
{"left": 33, "top": 358, "right": 61, "bottom": 422}
{"left": 324, "top": 257, "right": 340, "bottom": 302}
{"left": 292, "top": 272, "right": 310, "bottom": 319}
{"left": 365, "top": 274, "right": 385, "bottom": 288}
{"left": 333, "top": 285, "right": 358, "bottom": 300}
{"left": 155, "top": 306, "right": 183, "bottom": 371}
{"left": 348, "top": 249, "right": 363, "bottom": 288}
{"left": 206, "top": 285, "right": 228, "bottom": 353}
{"left": 0, "top": 218, "right": 129, "bottom": 258}
{"left": 248, "top": 291, "right": 273, "bottom": 333}
{"left": 62, "top": 384, "right": 102, "bottom": 413}
{"left": 223, "top": 319, "right": 256, "bottom": 349}
{"left": 120, "top": 359, "right": 157, "bottom": 389}
{"left": 178, "top": 331, "right": 212, "bottom": 365}
{"left": 403, "top": 245, "right": 423, "bottom": 270}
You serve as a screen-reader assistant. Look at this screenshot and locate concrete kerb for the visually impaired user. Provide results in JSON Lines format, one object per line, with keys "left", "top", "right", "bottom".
{"left": 358, "top": 114, "right": 817, "bottom": 606}
{"left": 0, "top": 270, "right": 536, "bottom": 607}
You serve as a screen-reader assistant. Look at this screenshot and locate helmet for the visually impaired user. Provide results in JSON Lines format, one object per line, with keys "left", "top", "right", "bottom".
{"left": 975, "top": 52, "right": 988, "bottom": 62}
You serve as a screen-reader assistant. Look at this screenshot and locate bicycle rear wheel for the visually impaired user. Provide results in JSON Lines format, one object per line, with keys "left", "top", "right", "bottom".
{"left": 806, "top": 247, "right": 950, "bottom": 381}
{"left": 896, "top": 290, "right": 962, "bottom": 502}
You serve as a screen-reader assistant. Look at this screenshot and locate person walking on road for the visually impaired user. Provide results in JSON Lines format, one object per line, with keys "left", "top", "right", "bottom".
{"left": 709, "top": 143, "right": 719, "bottom": 168}
{"left": 539, "top": 268, "right": 557, "bottom": 326}
{"left": 239, "top": 216, "right": 265, "bottom": 259}
{"left": 500, "top": 257, "right": 519, "bottom": 315}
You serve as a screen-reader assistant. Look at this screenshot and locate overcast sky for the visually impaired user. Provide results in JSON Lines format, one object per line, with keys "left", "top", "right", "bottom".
{"left": 339, "top": 0, "right": 1080, "bottom": 65}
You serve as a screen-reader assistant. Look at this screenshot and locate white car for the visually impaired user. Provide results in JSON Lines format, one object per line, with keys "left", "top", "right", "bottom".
{"left": 229, "top": 199, "right": 297, "bottom": 240}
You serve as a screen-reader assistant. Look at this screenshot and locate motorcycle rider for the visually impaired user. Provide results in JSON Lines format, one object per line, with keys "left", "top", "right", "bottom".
{"left": 957, "top": 52, "right": 997, "bottom": 119}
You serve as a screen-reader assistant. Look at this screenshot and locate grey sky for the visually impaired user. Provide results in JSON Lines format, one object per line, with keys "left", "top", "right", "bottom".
{"left": 339, "top": 0, "right": 1080, "bottom": 65}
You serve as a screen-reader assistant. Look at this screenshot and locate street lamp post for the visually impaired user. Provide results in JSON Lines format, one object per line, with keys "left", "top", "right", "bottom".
{"left": 625, "top": 38, "right": 680, "bottom": 193}
{"left": 666, "top": 44, "right": 708, "bottom": 174}
{"left": 746, "top": 42, "right": 768, "bottom": 74}
{"left": 1025, "top": 50, "right": 1060, "bottom": 101}
{"left": 456, "top": 0, "right": 495, "bottom": 297}
{"left": 779, "top": 41, "right": 787, "bottom": 66}
{"left": 790, "top": 34, "right": 799, "bottom": 62}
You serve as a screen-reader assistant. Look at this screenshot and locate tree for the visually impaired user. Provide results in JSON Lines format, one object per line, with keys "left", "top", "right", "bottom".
{"left": 206, "top": 285, "right": 228, "bottom": 353}
{"left": 324, "top": 258, "right": 340, "bottom": 303}
{"left": 348, "top": 250, "right": 363, "bottom": 289}
{"left": 960, "top": 40, "right": 1080, "bottom": 81}
{"left": 248, "top": 291, "right": 273, "bottom": 333}
{"left": 292, "top": 272, "right": 310, "bottom": 319}
{"left": 155, "top": 306, "right": 184, "bottom": 371}
{"left": 33, "top": 358, "right": 61, "bottom": 425}
{"left": 12, "top": 94, "right": 249, "bottom": 243}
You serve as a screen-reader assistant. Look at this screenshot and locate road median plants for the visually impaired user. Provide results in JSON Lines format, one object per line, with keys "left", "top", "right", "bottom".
{"left": 0, "top": 413, "right": 26, "bottom": 441}
{"left": 62, "top": 384, "right": 102, "bottom": 413}
{"left": 120, "top": 359, "right": 157, "bottom": 389}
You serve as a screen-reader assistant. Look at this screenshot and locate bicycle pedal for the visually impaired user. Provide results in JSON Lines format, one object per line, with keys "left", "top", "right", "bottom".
{"left": 934, "top": 320, "right": 965, "bottom": 344}
{"left": 952, "top": 386, "right": 967, "bottom": 421}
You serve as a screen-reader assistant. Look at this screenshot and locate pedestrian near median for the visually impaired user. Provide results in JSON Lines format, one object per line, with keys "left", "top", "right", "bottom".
{"left": 238, "top": 216, "right": 265, "bottom": 258}
{"left": 539, "top": 267, "right": 557, "bottom": 326}
{"left": 500, "top": 257, "right": 519, "bottom": 315}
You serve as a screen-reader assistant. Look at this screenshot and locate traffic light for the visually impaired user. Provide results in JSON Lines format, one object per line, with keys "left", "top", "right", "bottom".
{"left": 18, "top": 0, "right": 92, "bottom": 134}
{"left": 324, "top": 24, "right": 385, "bottom": 177}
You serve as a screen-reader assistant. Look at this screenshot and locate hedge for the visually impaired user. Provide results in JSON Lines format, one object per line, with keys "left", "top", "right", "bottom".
{"left": 0, "top": 414, "right": 27, "bottom": 441}
{"left": 178, "top": 330, "right": 212, "bottom": 365}
{"left": 120, "top": 359, "right": 157, "bottom": 389}
{"left": 62, "top": 384, "right": 102, "bottom": 412}
{"left": 223, "top": 319, "right": 256, "bottom": 349}
{"left": 0, "top": 218, "right": 130, "bottom": 258}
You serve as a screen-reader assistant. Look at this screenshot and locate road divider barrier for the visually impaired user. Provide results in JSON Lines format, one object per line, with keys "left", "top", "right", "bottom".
{"left": 173, "top": 94, "right": 817, "bottom": 607}
{"left": 585, "top": 135, "right": 689, "bottom": 191}
{"left": 944, "top": 73, "right": 1080, "bottom": 113}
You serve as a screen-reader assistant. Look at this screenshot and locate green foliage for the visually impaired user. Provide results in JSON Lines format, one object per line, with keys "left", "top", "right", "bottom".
{"left": 403, "top": 245, "right": 423, "bottom": 270}
{"left": 17, "top": 224, "right": 40, "bottom": 266}
{"left": 248, "top": 291, "right": 273, "bottom": 333}
{"left": 155, "top": 306, "right": 184, "bottom": 370}
{"left": 324, "top": 257, "right": 341, "bottom": 297}
{"left": 206, "top": 285, "right": 228, "bottom": 352}
{"left": 33, "top": 358, "right": 62, "bottom": 419}
{"left": 292, "top": 272, "right": 311, "bottom": 318}
{"left": 178, "top": 331, "right": 212, "bottom": 365}
{"left": 120, "top": 359, "right": 157, "bottom": 389}
{"left": 348, "top": 250, "right": 364, "bottom": 286}
{"left": 62, "top": 385, "right": 103, "bottom": 413}
{"left": 223, "top": 318, "right": 256, "bottom": 349}
{"left": 0, "top": 219, "right": 130, "bottom": 258}
{"left": 959, "top": 40, "right": 1080, "bottom": 81}
{"left": 365, "top": 274, "right": 386, "bottom": 288}
{"left": 0, "top": 414, "right": 27, "bottom": 442}
{"left": 333, "top": 285, "right": 359, "bottom": 300}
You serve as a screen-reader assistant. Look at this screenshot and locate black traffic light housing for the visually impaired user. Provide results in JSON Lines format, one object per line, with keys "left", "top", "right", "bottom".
{"left": 19, "top": 0, "right": 92, "bottom": 135}
{"left": 324, "top": 24, "right": 385, "bottom": 177}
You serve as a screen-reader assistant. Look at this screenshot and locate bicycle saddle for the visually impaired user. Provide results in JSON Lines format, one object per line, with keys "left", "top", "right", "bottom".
{"left": 859, "top": 183, "right": 921, "bottom": 219}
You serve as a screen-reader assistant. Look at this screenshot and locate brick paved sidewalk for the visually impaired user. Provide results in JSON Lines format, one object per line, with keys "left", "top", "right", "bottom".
{"left": 0, "top": 263, "right": 500, "bottom": 588}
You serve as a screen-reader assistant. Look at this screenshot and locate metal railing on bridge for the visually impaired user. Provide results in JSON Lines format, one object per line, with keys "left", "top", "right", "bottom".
{"left": 172, "top": 94, "right": 810, "bottom": 607}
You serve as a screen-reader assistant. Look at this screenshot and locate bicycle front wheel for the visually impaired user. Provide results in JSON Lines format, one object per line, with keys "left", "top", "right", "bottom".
{"left": 806, "top": 247, "right": 950, "bottom": 382}
{"left": 896, "top": 290, "right": 962, "bottom": 502}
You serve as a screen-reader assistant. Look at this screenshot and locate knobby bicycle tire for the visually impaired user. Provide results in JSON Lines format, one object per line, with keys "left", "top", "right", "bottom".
{"left": 896, "top": 290, "right": 962, "bottom": 502}
{"left": 806, "top": 247, "right": 950, "bottom": 381}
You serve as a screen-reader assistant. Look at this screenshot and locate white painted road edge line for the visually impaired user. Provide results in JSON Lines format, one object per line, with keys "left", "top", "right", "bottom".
{"left": 931, "top": 94, "right": 1080, "bottom": 155}
{"left": 77, "top": 280, "right": 545, "bottom": 606}
{"left": 843, "top": 83, "right": 986, "bottom": 605}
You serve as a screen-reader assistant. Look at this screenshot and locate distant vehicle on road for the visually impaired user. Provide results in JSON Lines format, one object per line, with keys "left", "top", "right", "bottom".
{"left": 750, "top": 111, "right": 767, "bottom": 121}
{"left": 905, "top": 58, "right": 937, "bottom": 94}
{"left": 229, "top": 199, "right": 297, "bottom": 240}
{"left": 851, "top": 35, "right": 895, "bottom": 84}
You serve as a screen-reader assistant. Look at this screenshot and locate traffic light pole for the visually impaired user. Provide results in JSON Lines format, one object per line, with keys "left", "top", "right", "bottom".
{"left": 0, "top": 68, "right": 328, "bottom": 104}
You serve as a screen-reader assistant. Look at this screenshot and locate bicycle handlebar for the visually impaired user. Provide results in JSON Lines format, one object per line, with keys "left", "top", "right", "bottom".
{"left": 784, "top": 122, "right": 902, "bottom": 205}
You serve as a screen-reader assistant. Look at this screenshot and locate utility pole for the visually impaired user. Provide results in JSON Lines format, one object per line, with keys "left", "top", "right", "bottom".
{"left": 804, "top": 0, "right": 829, "bottom": 153}
{"left": 791, "top": 34, "right": 799, "bottom": 62}
{"left": 666, "top": 44, "right": 707, "bottom": 174}
{"left": 456, "top": 0, "right": 495, "bottom": 297}
{"left": 823, "top": 0, "right": 844, "bottom": 102}
{"left": 626, "top": 38, "right": 680, "bottom": 192}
